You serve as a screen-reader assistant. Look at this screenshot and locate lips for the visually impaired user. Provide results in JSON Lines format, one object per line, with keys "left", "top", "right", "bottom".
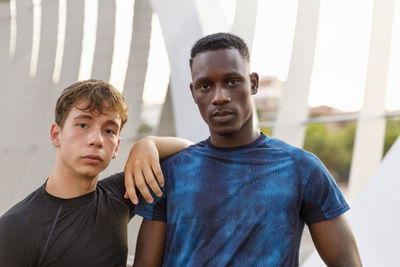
{"left": 211, "top": 109, "right": 234, "bottom": 123}
{"left": 212, "top": 109, "right": 233, "bottom": 116}
{"left": 81, "top": 154, "right": 103, "bottom": 164}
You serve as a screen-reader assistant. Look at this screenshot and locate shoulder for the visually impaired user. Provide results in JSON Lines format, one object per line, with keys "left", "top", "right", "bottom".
{"left": 266, "top": 137, "right": 327, "bottom": 180}
{"left": 0, "top": 189, "right": 43, "bottom": 248}
{"left": 0, "top": 203, "right": 41, "bottom": 265}
{"left": 267, "top": 138, "right": 351, "bottom": 223}
{"left": 98, "top": 172, "right": 125, "bottom": 189}
{"left": 0, "top": 208, "right": 24, "bottom": 240}
{"left": 160, "top": 140, "right": 207, "bottom": 168}
{"left": 266, "top": 137, "right": 318, "bottom": 162}
{"left": 1, "top": 188, "right": 42, "bottom": 224}
{"left": 97, "top": 172, "right": 127, "bottom": 200}
{"left": 97, "top": 172, "right": 135, "bottom": 215}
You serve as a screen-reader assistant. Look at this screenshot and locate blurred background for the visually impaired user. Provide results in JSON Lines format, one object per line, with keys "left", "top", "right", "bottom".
{"left": 0, "top": 0, "right": 399, "bottom": 265}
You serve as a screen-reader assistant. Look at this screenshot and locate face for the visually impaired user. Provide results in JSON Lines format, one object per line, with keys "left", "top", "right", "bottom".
{"left": 190, "top": 48, "right": 259, "bottom": 139}
{"left": 50, "top": 102, "right": 121, "bottom": 179}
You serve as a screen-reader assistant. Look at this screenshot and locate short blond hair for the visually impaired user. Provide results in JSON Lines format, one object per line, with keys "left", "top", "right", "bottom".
{"left": 55, "top": 79, "right": 128, "bottom": 132}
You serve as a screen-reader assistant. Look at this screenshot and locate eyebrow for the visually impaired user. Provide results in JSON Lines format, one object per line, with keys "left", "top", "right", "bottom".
{"left": 194, "top": 77, "right": 212, "bottom": 84}
{"left": 224, "top": 72, "right": 242, "bottom": 76}
{"left": 223, "top": 72, "right": 245, "bottom": 78}
{"left": 72, "top": 114, "right": 94, "bottom": 121}
{"left": 195, "top": 72, "right": 243, "bottom": 81}
{"left": 195, "top": 72, "right": 244, "bottom": 84}
{"left": 73, "top": 115, "right": 120, "bottom": 129}
{"left": 104, "top": 120, "right": 120, "bottom": 129}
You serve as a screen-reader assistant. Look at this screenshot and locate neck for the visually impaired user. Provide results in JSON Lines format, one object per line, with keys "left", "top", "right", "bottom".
{"left": 46, "top": 164, "right": 98, "bottom": 199}
{"left": 210, "top": 127, "right": 260, "bottom": 148}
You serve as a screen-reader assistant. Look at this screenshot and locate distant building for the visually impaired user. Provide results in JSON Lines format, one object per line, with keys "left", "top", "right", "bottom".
{"left": 253, "top": 76, "right": 283, "bottom": 122}
{"left": 254, "top": 76, "right": 356, "bottom": 131}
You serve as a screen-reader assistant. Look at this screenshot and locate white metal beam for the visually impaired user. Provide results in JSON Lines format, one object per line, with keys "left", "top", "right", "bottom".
{"left": 348, "top": 0, "right": 395, "bottom": 201}
{"left": 273, "top": 0, "right": 321, "bottom": 147}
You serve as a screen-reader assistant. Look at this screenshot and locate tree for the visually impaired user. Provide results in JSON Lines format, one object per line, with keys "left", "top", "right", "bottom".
{"left": 303, "top": 122, "right": 356, "bottom": 184}
{"left": 383, "top": 118, "right": 400, "bottom": 156}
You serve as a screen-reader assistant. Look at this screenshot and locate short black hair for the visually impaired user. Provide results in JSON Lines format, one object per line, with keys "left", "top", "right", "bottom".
{"left": 190, "top": 32, "right": 250, "bottom": 68}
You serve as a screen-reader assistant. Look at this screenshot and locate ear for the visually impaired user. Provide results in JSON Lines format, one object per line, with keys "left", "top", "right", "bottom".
{"left": 112, "top": 137, "right": 121, "bottom": 159}
{"left": 250, "top": 72, "right": 259, "bottom": 95}
{"left": 190, "top": 83, "right": 197, "bottom": 104}
{"left": 50, "top": 123, "right": 62, "bottom": 148}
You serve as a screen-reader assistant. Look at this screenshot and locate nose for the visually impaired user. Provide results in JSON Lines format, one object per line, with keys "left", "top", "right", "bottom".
{"left": 211, "top": 87, "right": 231, "bottom": 105}
{"left": 89, "top": 129, "right": 104, "bottom": 148}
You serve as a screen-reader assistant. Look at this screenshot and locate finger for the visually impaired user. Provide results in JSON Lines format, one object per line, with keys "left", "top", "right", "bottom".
{"left": 124, "top": 169, "right": 138, "bottom": 204}
{"left": 143, "top": 165, "right": 162, "bottom": 198}
{"left": 134, "top": 167, "right": 154, "bottom": 204}
{"left": 151, "top": 161, "right": 165, "bottom": 188}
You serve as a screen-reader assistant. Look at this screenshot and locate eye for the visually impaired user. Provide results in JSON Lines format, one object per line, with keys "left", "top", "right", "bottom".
{"left": 198, "top": 84, "right": 210, "bottom": 91}
{"left": 105, "top": 129, "right": 116, "bottom": 135}
{"left": 227, "top": 79, "right": 239, "bottom": 87}
{"left": 77, "top": 123, "right": 88, "bottom": 128}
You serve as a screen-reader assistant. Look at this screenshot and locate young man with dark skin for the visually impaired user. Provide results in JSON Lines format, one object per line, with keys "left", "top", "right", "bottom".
{"left": 0, "top": 80, "right": 191, "bottom": 266}
{"left": 129, "top": 33, "right": 362, "bottom": 266}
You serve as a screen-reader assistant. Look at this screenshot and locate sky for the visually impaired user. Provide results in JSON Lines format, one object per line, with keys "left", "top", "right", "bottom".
{"left": 13, "top": 0, "right": 399, "bottom": 112}
{"left": 143, "top": 0, "right": 400, "bottom": 112}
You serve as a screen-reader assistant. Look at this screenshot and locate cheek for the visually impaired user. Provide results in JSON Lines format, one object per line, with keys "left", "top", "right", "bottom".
{"left": 105, "top": 137, "right": 119, "bottom": 149}
{"left": 66, "top": 127, "right": 85, "bottom": 137}
{"left": 62, "top": 130, "right": 84, "bottom": 145}
{"left": 193, "top": 97, "right": 208, "bottom": 111}
{"left": 237, "top": 93, "right": 253, "bottom": 113}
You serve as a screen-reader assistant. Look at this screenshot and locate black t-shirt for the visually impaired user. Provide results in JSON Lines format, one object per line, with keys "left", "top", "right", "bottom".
{"left": 0, "top": 172, "right": 135, "bottom": 267}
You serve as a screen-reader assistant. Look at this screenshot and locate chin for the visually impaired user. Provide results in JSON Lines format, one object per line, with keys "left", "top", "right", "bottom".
{"left": 213, "top": 127, "right": 238, "bottom": 137}
{"left": 80, "top": 167, "right": 105, "bottom": 179}
{"left": 80, "top": 172, "right": 99, "bottom": 180}
{"left": 208, "top": 119, "right": 241, "bottom": 135}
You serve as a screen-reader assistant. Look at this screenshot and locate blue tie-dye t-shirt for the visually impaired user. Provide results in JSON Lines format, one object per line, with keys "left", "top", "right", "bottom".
{"left": 135, "top": 133, "right": 349, "bottom": 266}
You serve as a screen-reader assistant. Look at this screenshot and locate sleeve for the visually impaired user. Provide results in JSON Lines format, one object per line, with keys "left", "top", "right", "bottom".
{"left": 299, "top": 153, "right": 350, "bottom": 225}
{"left": 134, "top": 194, "right": 167, "bottom": 222}
{"left": 98, "top": 172, "right": 136, "bottom": 219}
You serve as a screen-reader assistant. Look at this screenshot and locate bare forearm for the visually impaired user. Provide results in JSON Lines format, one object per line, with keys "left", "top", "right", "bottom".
{"left": 147, "top": 136, "right": 193, "bottom": 159}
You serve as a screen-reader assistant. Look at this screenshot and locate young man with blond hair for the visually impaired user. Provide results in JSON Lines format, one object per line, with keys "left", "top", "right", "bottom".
{"left": 0, "top": 79, "right": 190, "bottom": 266}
